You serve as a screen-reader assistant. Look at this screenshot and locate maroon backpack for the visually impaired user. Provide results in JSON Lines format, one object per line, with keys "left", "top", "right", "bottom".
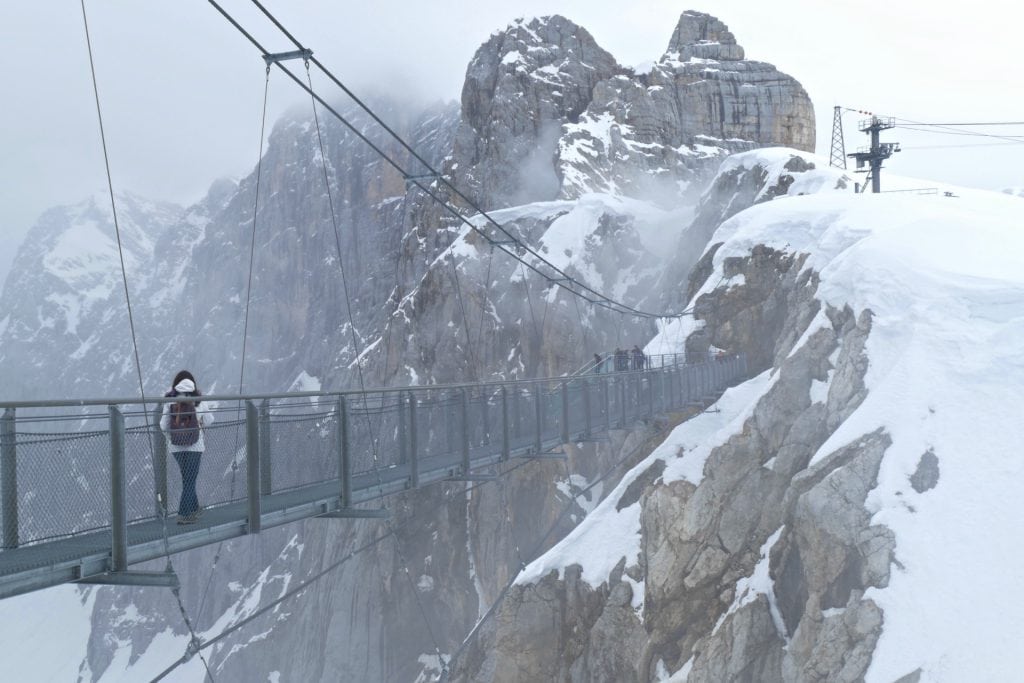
{"left": 167, "top": 391, "right": 200, "bottom": 447}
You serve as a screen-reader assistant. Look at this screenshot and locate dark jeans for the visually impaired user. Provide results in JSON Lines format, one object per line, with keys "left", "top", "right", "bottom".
{"left": 173, "top": 451, "right": 202, "bottom": 517}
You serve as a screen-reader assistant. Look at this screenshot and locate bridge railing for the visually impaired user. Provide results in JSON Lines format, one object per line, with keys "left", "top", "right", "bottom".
{"left": 0, "top": 355, "right": 747, "bottom": 554}
{"left": 575, "top": 352, "right": 687, "bottom": 375}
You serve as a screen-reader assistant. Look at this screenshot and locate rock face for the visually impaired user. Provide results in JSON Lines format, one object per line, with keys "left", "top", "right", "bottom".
{"left": 447, "top": 153, "right": 902, "bottom": 682}
{"left": 452, "top": 16, "right": 622, "bottom": 208}
{"left": 0, "top": 193, "right": 182, "bottom": 399}
{"left": 558, "top": 11, "right": 815, "bottom": 200}
{"left": 451, "top": 263, "right": 891, "bottom": 683}
{"left": 0, "top": 11, "right": 822, "bottom": 683}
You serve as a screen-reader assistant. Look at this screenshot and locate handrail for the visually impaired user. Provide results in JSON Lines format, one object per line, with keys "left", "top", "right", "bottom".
{"left": 0, "top": 353, "right": 693, "bottom": 410}
{"left": 0, "top": 354, "right": 746, "bottom": 600}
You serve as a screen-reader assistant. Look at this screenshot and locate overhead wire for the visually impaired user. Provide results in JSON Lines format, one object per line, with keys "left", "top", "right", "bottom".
{"left": 301, "top": 59, "right": 450, "bottom": 662}
{"left": 206, "top": 0, "right": 694, "bottom": 320}
{"left": 195, "top": 63, "right": 273, "bottom": 633}
{"left": 900, "top": 141, "right": 1024, "bottom": 150}
{"left": 441, "top": 400, "right": 696, "bottom": 679}
{"left": 150, "top": 453, "right": 537, "bottom": 682}
{"left": 895, "top": 123, "right": 1024, "bottom": 143}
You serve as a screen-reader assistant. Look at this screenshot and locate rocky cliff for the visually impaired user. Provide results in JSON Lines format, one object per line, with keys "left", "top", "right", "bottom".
{"left": 448, "top": 150, "right": 1024, "bottom": 682}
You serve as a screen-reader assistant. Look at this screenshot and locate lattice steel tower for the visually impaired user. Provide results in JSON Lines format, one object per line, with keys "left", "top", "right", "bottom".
{"left": 829, "top": 105, "right": 847, "bottom": 169}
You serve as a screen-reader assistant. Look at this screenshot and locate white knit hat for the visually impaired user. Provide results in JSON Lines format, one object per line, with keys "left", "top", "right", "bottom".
{"left": 175, "top": 379, "right": 196, "bottom": 393}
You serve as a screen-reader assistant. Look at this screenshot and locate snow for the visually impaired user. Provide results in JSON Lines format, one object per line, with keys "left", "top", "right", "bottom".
{"left": 516, "top": 368, "right": 775, "bottom": 589}
{"left": 661, "top": 370, "right": 777, "bottom": 485}
{"left": 515, "top": 464, "right": 644, "bottom": 586}
{"left": 711, "top": 527, "right": 787, "bottom": 641}
{"left": 713, "top": 148, "right": 852, "bottom": 201}
{"left": 288, "top": 370, "right": 321, "bottom": 393}
{"left": 678, "top": 161, "right": 1024, "bottom": 680}
{"left": 632, "top": 60, "right": 657, "bottom": 75}
{"left": 501, "top": 50, "right": 522, "bottom": 66}
{"left": 0, "top": 585, "right": 96, "bottom": 681}
{"left": 645, "top": 316, "right": 704, "bottom": 358}
{"left": 514, "top": 147, "right": 1024, "bottom": 679}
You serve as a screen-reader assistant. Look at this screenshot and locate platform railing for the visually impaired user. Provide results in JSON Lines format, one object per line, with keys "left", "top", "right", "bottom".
{"left": 0, "top": 355, "right": 747, "bottom": 559}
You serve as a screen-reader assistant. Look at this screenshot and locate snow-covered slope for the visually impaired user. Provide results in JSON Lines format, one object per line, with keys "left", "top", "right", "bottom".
{"left": 691, "top": 184, "right": 1024, "bottom": 681}
{"left": 0, "top": 193, "right": 182, "bottom": 398}
{"left": 455, "top": 150, "right": 1024, "bottom": 681}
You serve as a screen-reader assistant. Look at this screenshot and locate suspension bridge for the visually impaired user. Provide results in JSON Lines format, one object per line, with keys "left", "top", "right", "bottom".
{"left": 0, "top": 354, "right": 745, "bottom": 600}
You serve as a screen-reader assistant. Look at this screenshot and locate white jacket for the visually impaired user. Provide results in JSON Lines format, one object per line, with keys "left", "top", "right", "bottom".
{"left": 159, "top": 383, "right": 214, "bottom": 454}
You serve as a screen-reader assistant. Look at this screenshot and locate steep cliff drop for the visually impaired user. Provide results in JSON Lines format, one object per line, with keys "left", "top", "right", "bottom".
{"left": 449, "top": 149, "right": 1024, "bottom": 682}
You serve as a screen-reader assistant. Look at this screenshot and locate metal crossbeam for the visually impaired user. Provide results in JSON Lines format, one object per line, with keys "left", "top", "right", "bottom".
{"left": 262, "top": 48, "right": 313, "bottom": 66}
{"left": 319, "top": 508, "right": 389, "bottom": 519}
{"left": 78, "top": 570, "right": 179, "bottom": 589}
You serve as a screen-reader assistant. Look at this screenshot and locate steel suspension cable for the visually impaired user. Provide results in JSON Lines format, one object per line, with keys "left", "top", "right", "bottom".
{"left": 79, "top": 0, "right": 148, "bottom": 410}
{"left": 206, "top": 0, "right": 693, "bottom": 320}
{"left": 441, "top": 413, "right": 687, "bottom": 679}
{"left": 473, "top": 244, "right": 497, "bottom": 373}
{"left": 79, "top": 2, "right": 215, "bottom": 681}
{"left": 303, "top": 61, "right": 449, "bottom": 655}
{"left": 150, "top": 453, "right": 535, "bottom": 682}
{"left": 196, "top": 65, "right": 273, "bottom": 629}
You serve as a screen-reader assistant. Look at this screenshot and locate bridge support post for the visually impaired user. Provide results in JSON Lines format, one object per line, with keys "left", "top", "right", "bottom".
{"left": 151, "top": 405, "right": 167, "bottom": 518}
{"left": 667, "top": 367, "right": 675, "bottom": 410}
{"left": 561, "top": 381, "right": 570, "bottom": 444}
{"left": 460, "top": 388, "right": 471, "bottom": 474}
{"left": 501, "top": 386, "right": 510, "bottom": 461}
{"left": 481, "top": 388, "right": 490, "bottom": 445}
{"left": 583, "top": 378, "right": 592, "bottom": 439}
{"left": 2, "top": 408, "right": 17, "bottom": 549}
{"left": 408, "top": 392, "right": 418, "bottom": 488}
{"left": 245, "top": 400, "right": 261, "bottom": 534}
{"left": 647, "top": 375, "right": 655, "bottom": 418}
{"left": 337, "top": 397, "right": 350, "bottom": 506}
{"left": 598, "top": 376, "right": 606, "bottom": 430}
{"left": 661, "top": 369, "right": 668, "bottom": 410}
{"left": 259, "top": 399, "right": 272, "bottom": 496}
{"left": 397, "top": 393, "right": 408, "bottom": 466}
{"left": 533, "top": 385, "right": 543, "bottom": 454}
{"left": 109, "top": 406, "right": 128, "bottom": 572}
{"left": 619, "top": 377, "right": 627, "bottom": 428}
{"left": 512, "top": 387, "right": 521, "bottom": 443}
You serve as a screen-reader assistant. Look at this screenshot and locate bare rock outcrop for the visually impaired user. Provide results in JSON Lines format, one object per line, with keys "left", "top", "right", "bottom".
{"left": 558, "top": 11, "right": 816, "bottom": 200}
{"left": 449, "top": 153, "right": 896, "bottom": 682}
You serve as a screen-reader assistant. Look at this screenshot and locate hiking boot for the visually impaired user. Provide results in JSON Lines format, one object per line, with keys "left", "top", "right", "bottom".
{"left": 177, "top": 510, "right": 201, "bottom": 525}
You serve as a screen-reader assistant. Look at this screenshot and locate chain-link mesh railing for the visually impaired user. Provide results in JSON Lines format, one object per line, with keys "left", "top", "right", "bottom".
{"left": 0, "top": 355, "right": 746, "bottom": 571}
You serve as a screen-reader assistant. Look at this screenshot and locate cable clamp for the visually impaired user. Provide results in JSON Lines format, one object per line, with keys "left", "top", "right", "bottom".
{"left": 262, "top": 48, "right": 314, "bottom": 66}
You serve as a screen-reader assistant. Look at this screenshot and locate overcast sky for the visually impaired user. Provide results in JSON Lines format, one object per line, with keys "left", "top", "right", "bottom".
{"left": 1, "top": 0, "right": 1021, "bottom": 281}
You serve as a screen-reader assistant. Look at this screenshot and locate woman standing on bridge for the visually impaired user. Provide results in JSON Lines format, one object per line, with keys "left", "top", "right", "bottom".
{"left": 159, "top": 370, "right": 214, "bottom": 525}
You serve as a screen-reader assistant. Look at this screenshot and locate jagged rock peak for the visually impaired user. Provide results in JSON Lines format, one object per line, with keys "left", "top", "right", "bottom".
{"left": 666, "top": 10, "right": 745, "bottom": 61}
{"left": 493, "top": 15, "right": 612, "bottom": 57}
{"left": 455, "top": 14, "right": 622, "bottom": 207}
{"left": 463, "top": 14, "right": 621, "bottom": 114}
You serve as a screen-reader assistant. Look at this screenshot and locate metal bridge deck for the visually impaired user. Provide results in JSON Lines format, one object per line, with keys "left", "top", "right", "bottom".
{"left": 0, "top": 355, "right": 745, "bottom": 600}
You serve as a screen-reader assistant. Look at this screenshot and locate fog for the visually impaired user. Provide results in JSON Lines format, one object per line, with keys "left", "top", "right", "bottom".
{"left": 1, "top": 0, "right": 1021, "bottom": 283}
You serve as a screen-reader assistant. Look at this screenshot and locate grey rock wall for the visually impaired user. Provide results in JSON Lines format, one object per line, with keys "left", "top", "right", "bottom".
{"left": 451, "top": 243, "right": 894, "bottom": 683}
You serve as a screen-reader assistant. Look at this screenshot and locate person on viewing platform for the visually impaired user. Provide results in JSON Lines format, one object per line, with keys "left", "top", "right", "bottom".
{"left": 159, "top": 370, "right": 214, "bottom": 525}
{"left": 632, "top": 346, "right": 646, "bottom": 371}
{"left": 593, "top": 353, "right": 604, "bottom": 373}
